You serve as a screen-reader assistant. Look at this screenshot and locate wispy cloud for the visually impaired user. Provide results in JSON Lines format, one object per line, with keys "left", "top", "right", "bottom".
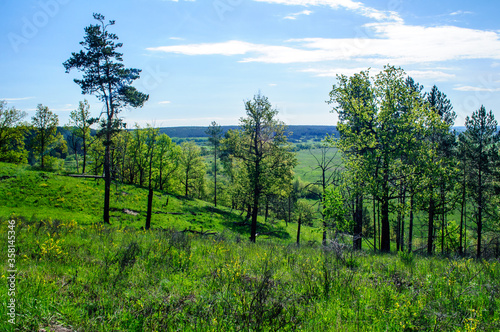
{"left": 284, "top": 9, "right": 313, "bottom": 20}
{"left": 450, "top": 10, "right": 474, "bottom": 16}
{"left": 454, "top": 86, "right": 500, "bottom": 92}
{"left": 254, "top": 0, "right": 403, "bottom": 23}
{"left": 158, "top": 100, "right": 172, "bottom": 104}
{"left": 1, "top": 96, "right": 35, "bottom": 101}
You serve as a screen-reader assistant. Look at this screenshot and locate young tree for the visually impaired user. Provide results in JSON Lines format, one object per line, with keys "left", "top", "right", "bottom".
{"left": 180, "top": 141, "right": 206, "bottom": 198}
{"left": 307, "top": 143, "right": 341, "bottom": 244}
{"left": 0, "top": 101, "right": 28, "bottom": 163}
{"left": 155, "top": 133, "right": 181, "bottom": 193}
{"left": 460, "top": 106, "right": 499, "bottom": 257}
{"left": 145, "top": 125, "right": 159, "bottom": 230}
{"left": 206, "top": 121, "right": 223, "bottom": 206}
{"left": 64, "top": 13, "right": 149, "bottom": 224}
{"left": 67, "top": 99, "right": 94, "bottom": 174}
{"left": 234, "top": 93, "right": 297, "bottom": 242}
{"left": 423, "top": 85, "right": 456, "bottom": 255}
{"left": 31, "top": 104, "right": 61, "bottom": 169}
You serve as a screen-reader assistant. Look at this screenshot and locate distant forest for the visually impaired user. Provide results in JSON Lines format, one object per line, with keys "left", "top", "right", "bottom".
{"left": 157, "top": 125, "right": 340, "bottom": 141}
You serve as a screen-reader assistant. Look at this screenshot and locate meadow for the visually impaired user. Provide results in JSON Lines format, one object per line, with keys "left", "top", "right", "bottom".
{"left": 0, "top": 155, "right": 499, "bottom": 331}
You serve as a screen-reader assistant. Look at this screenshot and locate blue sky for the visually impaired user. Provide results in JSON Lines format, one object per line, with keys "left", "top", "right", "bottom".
{"left": 1, "top": 0, "right": 500, "bottom": 127}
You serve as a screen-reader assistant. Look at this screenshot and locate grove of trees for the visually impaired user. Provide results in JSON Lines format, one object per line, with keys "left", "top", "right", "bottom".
{"left": 1, "top": 15, "right": 498, "bottom": 256}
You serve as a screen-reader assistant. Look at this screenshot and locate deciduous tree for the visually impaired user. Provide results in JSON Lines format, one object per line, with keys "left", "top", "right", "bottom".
{"left": 0, "top": 100, "right": 28, "bottom": 163}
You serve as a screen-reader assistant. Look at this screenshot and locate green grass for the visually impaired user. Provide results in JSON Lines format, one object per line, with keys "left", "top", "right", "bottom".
{"left": 1, "top": 162, "right": 499, "bottom": 331}
{"left": 1, "top": 217, "right": 499, "bottom": 331}
{"left": 0, "top": 162, "right": 319, "bottom": 243}
{"left": 293, "top": 147, "right": 341, "bottom": 184}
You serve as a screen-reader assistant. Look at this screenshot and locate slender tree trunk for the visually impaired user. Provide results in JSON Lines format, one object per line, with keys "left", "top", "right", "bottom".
{"left": 477, "top": 165, "right": 483, "bottom": 258}
{"left": 82, "top": 136, "right": 87, "bottom": 174}
{"left": 214, "top": 148, "right": 217, "bottom": 207}
{"left": 373, "top": 196, "right": 377, "bottom": 252}
{"left": 103, "top": 132, "right": 111, "bottom": 224}
{"left": 459, "top": 173, "right": 465, "bottom": 256}
{"left": 74, "top": 150, "right": 80, "bottom": 174}
{"left": 408, "top": 192, "right": 414, "bottom": 252}
{"left": 441, "top": 183, "right": 445, "bottom": 255}
{"left": 250, "top": 194, "right": 259, "bottom": 243}
{"left": 322, "top": 168, "right": 327, "bottom": 245}
{"left": 146, "top": 144, "right": 154, "bottom": 230}
{"left": 185, "top": 166, "right": 189, "bottom": 197}
{"left": 296, "top": 216, "right": 302, "bottom": 246}
{"left": 265, "top": 197, "right": 269, "bottom": 223}
{"left": 427, "top": 190, "right": 435, "bottom": 255}
{"left": 400, "top": 203, "right": 405, "bottom": 252}
{"left": 381, "top": 167, "right": 391, "bottom": 252}
{"left": 354, "top": 195, "right": 363, "bottom": 250}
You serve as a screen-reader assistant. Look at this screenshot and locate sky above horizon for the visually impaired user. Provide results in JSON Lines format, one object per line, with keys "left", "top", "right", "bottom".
{"left": 1, "top": 0, "right": 500, "bottom": 128}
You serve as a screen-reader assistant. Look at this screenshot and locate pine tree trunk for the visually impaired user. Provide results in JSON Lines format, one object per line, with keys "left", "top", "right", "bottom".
{"left": 103, "top": 136, "right": 111, "bottom": 224}
{"left": 296, "top": 216, "right": 301, "bottom": 246}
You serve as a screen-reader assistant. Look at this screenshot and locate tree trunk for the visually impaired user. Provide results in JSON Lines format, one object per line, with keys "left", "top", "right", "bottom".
{"left": 185, "top": 167, "right": 189, "bottom": 197}
{"left": 380, "top": 170, "right": 390, "bottom": 252}
{"left": 214, "top": 149, "right": 217, "bottom": 207}
{"left": 459, "top": 174, "right": 465, "bottom": 256}
{"left": 373, "top": 196, "right": 377, "bottom": 252}
{"left": 146, "top": 188, "right": 153, "bottom": 230}
{"left": 82, "top": 136, "right": 87, "bottom": 174}
{"left": 103, "top": 137, "right": 111, "bottom": 224}
{"left": 427, "top": 192, "right": 435, "bottom": 255}
{"left": 250, "top": 195, "right": 259, "bottom": 243}
{"left": 408, "top": 193, "right": 414, "bottom": 252}
{"left": 354, "top": 195, "right": 363, "bottom": 250}
{"left": 74, "top": 150, "right": 80, "bottom": 174}
{"left": 296, "top": 216, "right": 301, "bottom": 246}
{"left": 477, "top": 164, "right": 483, "bottom": 258}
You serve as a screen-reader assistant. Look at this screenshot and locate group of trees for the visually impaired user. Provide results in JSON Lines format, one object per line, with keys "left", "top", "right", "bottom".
{"left": 2, "top": 13, "right": 498, "bottom": 255}
{"left": 0, "top": 101, "right": 67, "bottom": 168}
{"left": 328, "top": 66, "right": 499, "bottom": 257}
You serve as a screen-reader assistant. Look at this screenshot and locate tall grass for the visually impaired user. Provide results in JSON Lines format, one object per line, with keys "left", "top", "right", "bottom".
{"left": 1, "top": 216, "right": 499, "bottom": 331}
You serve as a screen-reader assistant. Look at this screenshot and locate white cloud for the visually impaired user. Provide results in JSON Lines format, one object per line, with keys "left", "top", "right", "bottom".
{"left": 1, "top": 96, "right": 35, "bottom": 101}
{"left": 158, "top": 100, "right": 172, "bottom": 104}
{"left": 450, "top": 10, "right": 473, "bottom": 16}
{"left": 454, "top": 86, "right": 500, "bottom": 92}
{"left": 284, "top": 9, "right": 313, "bottom": 20}
{"left": 405, "top": 70, "right": 456, "bottom": 81}
{"left": 301, "top": 67, "right": 376, "bottom": 77}
{"left": 254, "top": 0, "right": 403, "bottom": 23}
{"left": 148, "top": 40, "right": 257, "bottom": 56}
{"left": 148, "top": 23, "right": 500, "bottom": 66}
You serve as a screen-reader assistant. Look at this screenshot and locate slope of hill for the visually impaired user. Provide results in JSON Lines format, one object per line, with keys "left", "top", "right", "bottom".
{"left": 0, "top": 162, "right": 318, "bottom": 242}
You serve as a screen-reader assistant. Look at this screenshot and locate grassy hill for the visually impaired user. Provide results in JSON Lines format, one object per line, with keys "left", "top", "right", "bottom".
{"left": 0, "top": 163, "right": 320, "bottom": 242}
{"left": 1, "top": 163, "right": 499, "bottom": 331}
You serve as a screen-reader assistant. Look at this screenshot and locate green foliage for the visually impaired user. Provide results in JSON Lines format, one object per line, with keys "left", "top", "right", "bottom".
{"left": 323, "top": 185, "right": 350, "bottom": 232}
{"left": 31, "top": 104, "right": 66, "bottom": 169}
{"left": 0, "top": 100, "right": 28, "bottom": 163}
